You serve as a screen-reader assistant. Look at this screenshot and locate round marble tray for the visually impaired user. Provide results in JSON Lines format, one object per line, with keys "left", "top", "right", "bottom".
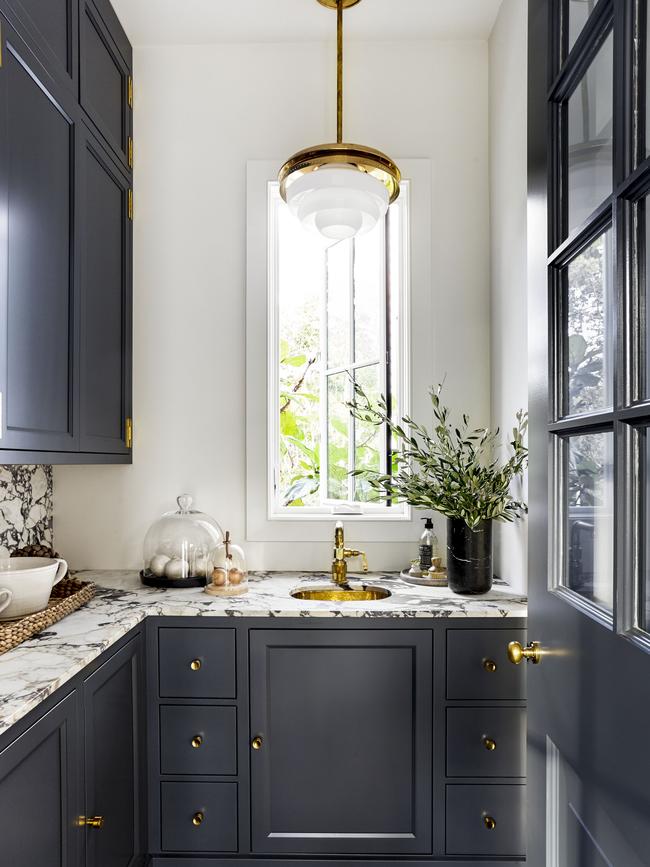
{"left": 399, "top": 568, "right": 448, "bottom": 588}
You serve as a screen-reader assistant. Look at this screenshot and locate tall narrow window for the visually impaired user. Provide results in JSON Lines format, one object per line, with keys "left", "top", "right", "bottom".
{"left": 269, "top": 181, "right": 409, "bottom": 517}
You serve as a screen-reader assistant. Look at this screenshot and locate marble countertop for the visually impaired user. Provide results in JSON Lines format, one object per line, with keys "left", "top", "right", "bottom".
{"left": 0, "top": 570, "right": 527, "bottom": 736}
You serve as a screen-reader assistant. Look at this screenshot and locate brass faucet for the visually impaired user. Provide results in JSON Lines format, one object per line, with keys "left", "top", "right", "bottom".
{"left": 332, "top": 521, "right": 368, "bottom": 587}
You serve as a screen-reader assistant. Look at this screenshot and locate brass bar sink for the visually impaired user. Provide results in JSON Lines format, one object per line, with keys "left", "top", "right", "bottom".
{"left": 290, "top": 586, "right": 391, "bottom": 602}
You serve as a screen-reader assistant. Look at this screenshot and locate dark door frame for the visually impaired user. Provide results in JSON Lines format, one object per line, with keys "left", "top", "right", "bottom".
{"left": 527, "top": 0, "right": 650, "bottom": 864}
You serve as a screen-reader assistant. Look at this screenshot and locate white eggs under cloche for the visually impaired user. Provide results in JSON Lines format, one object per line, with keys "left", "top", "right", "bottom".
{"left": 141, "top": 494, "right": 223, "bottom": 587}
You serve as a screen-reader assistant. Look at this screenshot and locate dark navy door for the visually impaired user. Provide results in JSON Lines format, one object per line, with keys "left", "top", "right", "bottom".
{"left": 249, "top": 628, "right": 432, "bottom": 856}
{"left": 527, "top": 1, "right": 650, "bottom": 864}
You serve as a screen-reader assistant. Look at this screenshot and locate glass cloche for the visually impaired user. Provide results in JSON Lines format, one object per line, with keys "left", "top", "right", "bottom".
{"left": 204, "top": 531, "right": 248, "bottom": 596}
{"left": 142, "top": 494, "right": 224, "bottom": 587}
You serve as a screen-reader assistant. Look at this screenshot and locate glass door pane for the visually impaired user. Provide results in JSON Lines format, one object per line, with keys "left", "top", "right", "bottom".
{"left": 563, "top": 431, "right": 614, "bottom": 612}
{"left": 568, "top": 0, "right": 599, "bottom": 53}
{"left": 565, "top": 229, "right": 614, "bottom": 416}
{"left": 567, "top": 31, "right": 613, "bottom": 234}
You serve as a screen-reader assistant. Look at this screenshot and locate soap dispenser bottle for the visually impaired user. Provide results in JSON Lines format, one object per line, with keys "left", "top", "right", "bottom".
{"left": 419, "top": 517, "right": 437, "bottom": 572}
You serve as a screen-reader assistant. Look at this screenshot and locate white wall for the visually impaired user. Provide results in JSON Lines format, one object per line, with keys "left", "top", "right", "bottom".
{"left": 488, "top": 0, "right": 529, "bottom": 593}
{"left": 54, "top": 38, "right": 491, "bottom": 571}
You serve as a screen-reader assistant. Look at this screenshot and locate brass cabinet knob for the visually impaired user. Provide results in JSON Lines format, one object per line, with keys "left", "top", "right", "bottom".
{"left": 191, "top": 735, "right": 203, "bottom": 749}
{"left": 482, "top": 736, "right": 497, "bottom": 751}
{"left": 79, "top": 816, "right": 104, "bottom": 829}
{"left": 483, "top": 658, "right": 497, "bottom": 673}
{"left": 251, "top": 735, "right": 263, "bottom": 750}
{"left": 192, "top": 811, "right": 204, "bottom": 827}
{"left": 190, "top": 658, "right": 202, "bottom": 671}
{"left": 484, "top": 815, "right": 496, "bottom": 830}
{"left": 508, "top": 640, "right": 542, "bottom": 665}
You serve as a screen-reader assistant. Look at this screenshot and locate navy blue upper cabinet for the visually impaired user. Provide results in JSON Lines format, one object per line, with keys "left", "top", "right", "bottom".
{"left": 80, "top": 0, "right": 132, "bottom": 173}
{"left": 2, "top": 0, "right": 77, "bottom": 88}
{"left": 79, "top": 126, "right": 132, "bottom": 455}
{"left": 0, "top": 14, "right": 79, "bottom": 453}
{"left": 0, "top": 0, "right": 132, "bottom": 463}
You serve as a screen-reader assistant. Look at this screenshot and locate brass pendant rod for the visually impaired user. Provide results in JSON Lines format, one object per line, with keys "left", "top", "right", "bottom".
{"left": 337, "top": 0, "right": 343, "bottom": 143}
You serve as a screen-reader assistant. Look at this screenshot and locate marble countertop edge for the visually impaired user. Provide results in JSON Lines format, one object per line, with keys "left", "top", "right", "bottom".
{"left": 0, "top": 570, "right": 527, "bottom": 736}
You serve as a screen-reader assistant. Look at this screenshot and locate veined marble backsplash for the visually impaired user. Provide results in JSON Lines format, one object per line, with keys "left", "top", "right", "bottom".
{"left": 0, "top": 466, "right": 53, "bottom": 557}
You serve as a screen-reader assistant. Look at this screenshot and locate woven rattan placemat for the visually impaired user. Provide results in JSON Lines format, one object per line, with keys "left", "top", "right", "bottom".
{"left": 0, "top": 578, "right": 96, "bottom": 654}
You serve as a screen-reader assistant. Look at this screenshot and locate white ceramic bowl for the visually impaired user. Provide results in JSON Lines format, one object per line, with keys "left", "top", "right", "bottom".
{"left": 0, "top": 557, "right": 68, "bottom": 620}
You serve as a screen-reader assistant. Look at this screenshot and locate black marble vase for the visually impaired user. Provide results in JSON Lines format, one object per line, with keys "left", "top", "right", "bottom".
{"left": 446, "top": 517, "right": 493, "bottom": 595}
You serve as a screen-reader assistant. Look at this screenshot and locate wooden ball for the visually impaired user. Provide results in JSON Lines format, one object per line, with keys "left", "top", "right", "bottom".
{"left": 211, "top": 567, "right": 227, "bottom": 586}
{"left": 228, "top": 568, "right": 243, "bottom": 585}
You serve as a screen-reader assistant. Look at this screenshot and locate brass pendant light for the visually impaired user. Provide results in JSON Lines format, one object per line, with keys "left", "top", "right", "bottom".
{"left": 278, "top": 0, "right": 401, "bottom": 240}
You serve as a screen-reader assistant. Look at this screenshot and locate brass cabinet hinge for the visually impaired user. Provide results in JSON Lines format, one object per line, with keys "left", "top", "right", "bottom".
{"left": 127, "top": 189, "right": 133, "bottom": 221}
{"left": 128, "top": 136, "right": 133, "bottom": 168}
{"left": 125, "top": 417, "right": 133, "bottom": 449}
{"left": 127, "top": 75, "right": 133, "bottom": 108}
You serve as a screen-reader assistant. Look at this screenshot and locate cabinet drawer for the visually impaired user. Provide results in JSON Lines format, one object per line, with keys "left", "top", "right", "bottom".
{"left": 447, "top": 707, "right": 526, "bottom": 777}
{"left": 158, "top": 628, "right": 236, "bottom": 699}
{"left": 161, "top": 781, "right": 238, "bottom": 852}
{"left": 160, "top": 706, "right": 237, "bottom": 776}
{"left": 446, "top": 784, "right": 525, "bottom": 857}
{"left": 446, "top": 628, "right": 526, "bottom": 700}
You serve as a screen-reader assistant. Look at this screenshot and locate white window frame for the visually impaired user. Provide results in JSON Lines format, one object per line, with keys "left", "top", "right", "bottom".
{"left": 267, "top": 183, "right": 410, "bottom": 518}
{"left": 246, "top": 159, "right": 432, "bottom": 543}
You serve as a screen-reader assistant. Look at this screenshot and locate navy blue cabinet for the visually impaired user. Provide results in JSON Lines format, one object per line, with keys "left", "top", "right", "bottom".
{"left": 147, "top": 617, "right": 527, "bottom": 867}
{"left": 0, "top": 0, "right": 133, "bottom": 463}
{"left": 2, "top": 0, "right": 78, "bottom": 89}
{"left": 0, "top": 691, "right": 81, "bottom": 866}
{"left": 0, "top": 629, "right": 145, "bottom": 867}
{"left": 0, "top": 14, "right": 80, "bottom": 454}
{"left": 78, "top": 125, "right": 132, "bottom": 455}
{"left": 249, "top": 628, "right": 433, "bottom": 857}
{"left": 0, "top": 617, "right": 526, "bottom": 867}
{"left": 83, "top": 636, "right": 145, "bottom": 867}
{"left": 80, "top": 0, "right": 132, "bottom": 174}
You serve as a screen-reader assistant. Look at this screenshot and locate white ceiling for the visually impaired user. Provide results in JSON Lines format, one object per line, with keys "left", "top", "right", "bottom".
{"left": 110, "top": 0, "right": 505, "bottom": 46}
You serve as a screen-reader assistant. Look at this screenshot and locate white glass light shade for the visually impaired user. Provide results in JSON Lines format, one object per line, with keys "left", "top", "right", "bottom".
{"left": 284, "top": 166, "right": 390, "bottom": 240}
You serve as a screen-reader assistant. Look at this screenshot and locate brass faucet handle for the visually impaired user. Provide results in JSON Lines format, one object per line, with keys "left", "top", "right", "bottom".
{"left": 344, "top": 549, "right": 369, "bottom": 573}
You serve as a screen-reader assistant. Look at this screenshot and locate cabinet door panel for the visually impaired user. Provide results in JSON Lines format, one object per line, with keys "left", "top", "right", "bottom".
{"left": 249, "top": 629, "right": 432, "bottom": 856}
{"left": 0, "top": 692, "right": 80, "bottom": 867}
{"left": 4, "top": 0, "right": 76, "bottom": 86}
{"left": 79, "top": 127, "right": 131, "bottom": 453}
{"left": 80, "top": 0, "right": 131, "bottom": 170}
{"left": 83, "top": 635, "right": 144, "bottom": 867}
{"left": 0, "top": 17, "right": 78, "bottom": 452}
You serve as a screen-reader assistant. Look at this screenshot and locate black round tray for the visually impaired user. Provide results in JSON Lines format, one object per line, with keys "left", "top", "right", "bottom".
{"left": 140, "top": 571, "right": 207, "bottom": 589}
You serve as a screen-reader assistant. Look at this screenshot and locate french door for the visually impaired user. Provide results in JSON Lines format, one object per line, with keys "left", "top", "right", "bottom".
{"left": 527, "top": 0, "right": 650, "bottom": 864}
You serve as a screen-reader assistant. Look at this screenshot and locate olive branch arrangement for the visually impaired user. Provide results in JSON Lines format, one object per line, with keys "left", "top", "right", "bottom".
{"left": 349, "top": 383, "right": 528, "bottom": 530}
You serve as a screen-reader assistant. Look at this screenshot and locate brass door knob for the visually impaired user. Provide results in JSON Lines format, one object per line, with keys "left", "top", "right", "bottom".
{"left": 484, "top": 815, "right": 496, "bottom": 830}
{"left": 79, "top": 816, "right": 104, "bottom": 829}
{"left": 190, "top": 658, "right": 202, "bottom": 671}
{"left": 508, "top": 640, "right": 542, "bottom": 665}
{"left": 192, "top": 811, "right": 204, "bottom": 827}
{"left": 483, "top": 658, "right": 497, "bottom": 673}
{"left": 191, "top": 735, "right": 203, "bottom": 749}
{"left": 251, "top": 735, "right": 263, "bottom": 750}
{"left": 482, "top": 736, "right": 496, "bottom": 751}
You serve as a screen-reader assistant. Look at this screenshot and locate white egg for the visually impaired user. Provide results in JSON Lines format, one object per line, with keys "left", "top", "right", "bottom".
{"left": 149, "top": 554, "right": 170, "bottom": 577}
{"left": 165, "top": 558, "right": 189, "bottom": 579}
